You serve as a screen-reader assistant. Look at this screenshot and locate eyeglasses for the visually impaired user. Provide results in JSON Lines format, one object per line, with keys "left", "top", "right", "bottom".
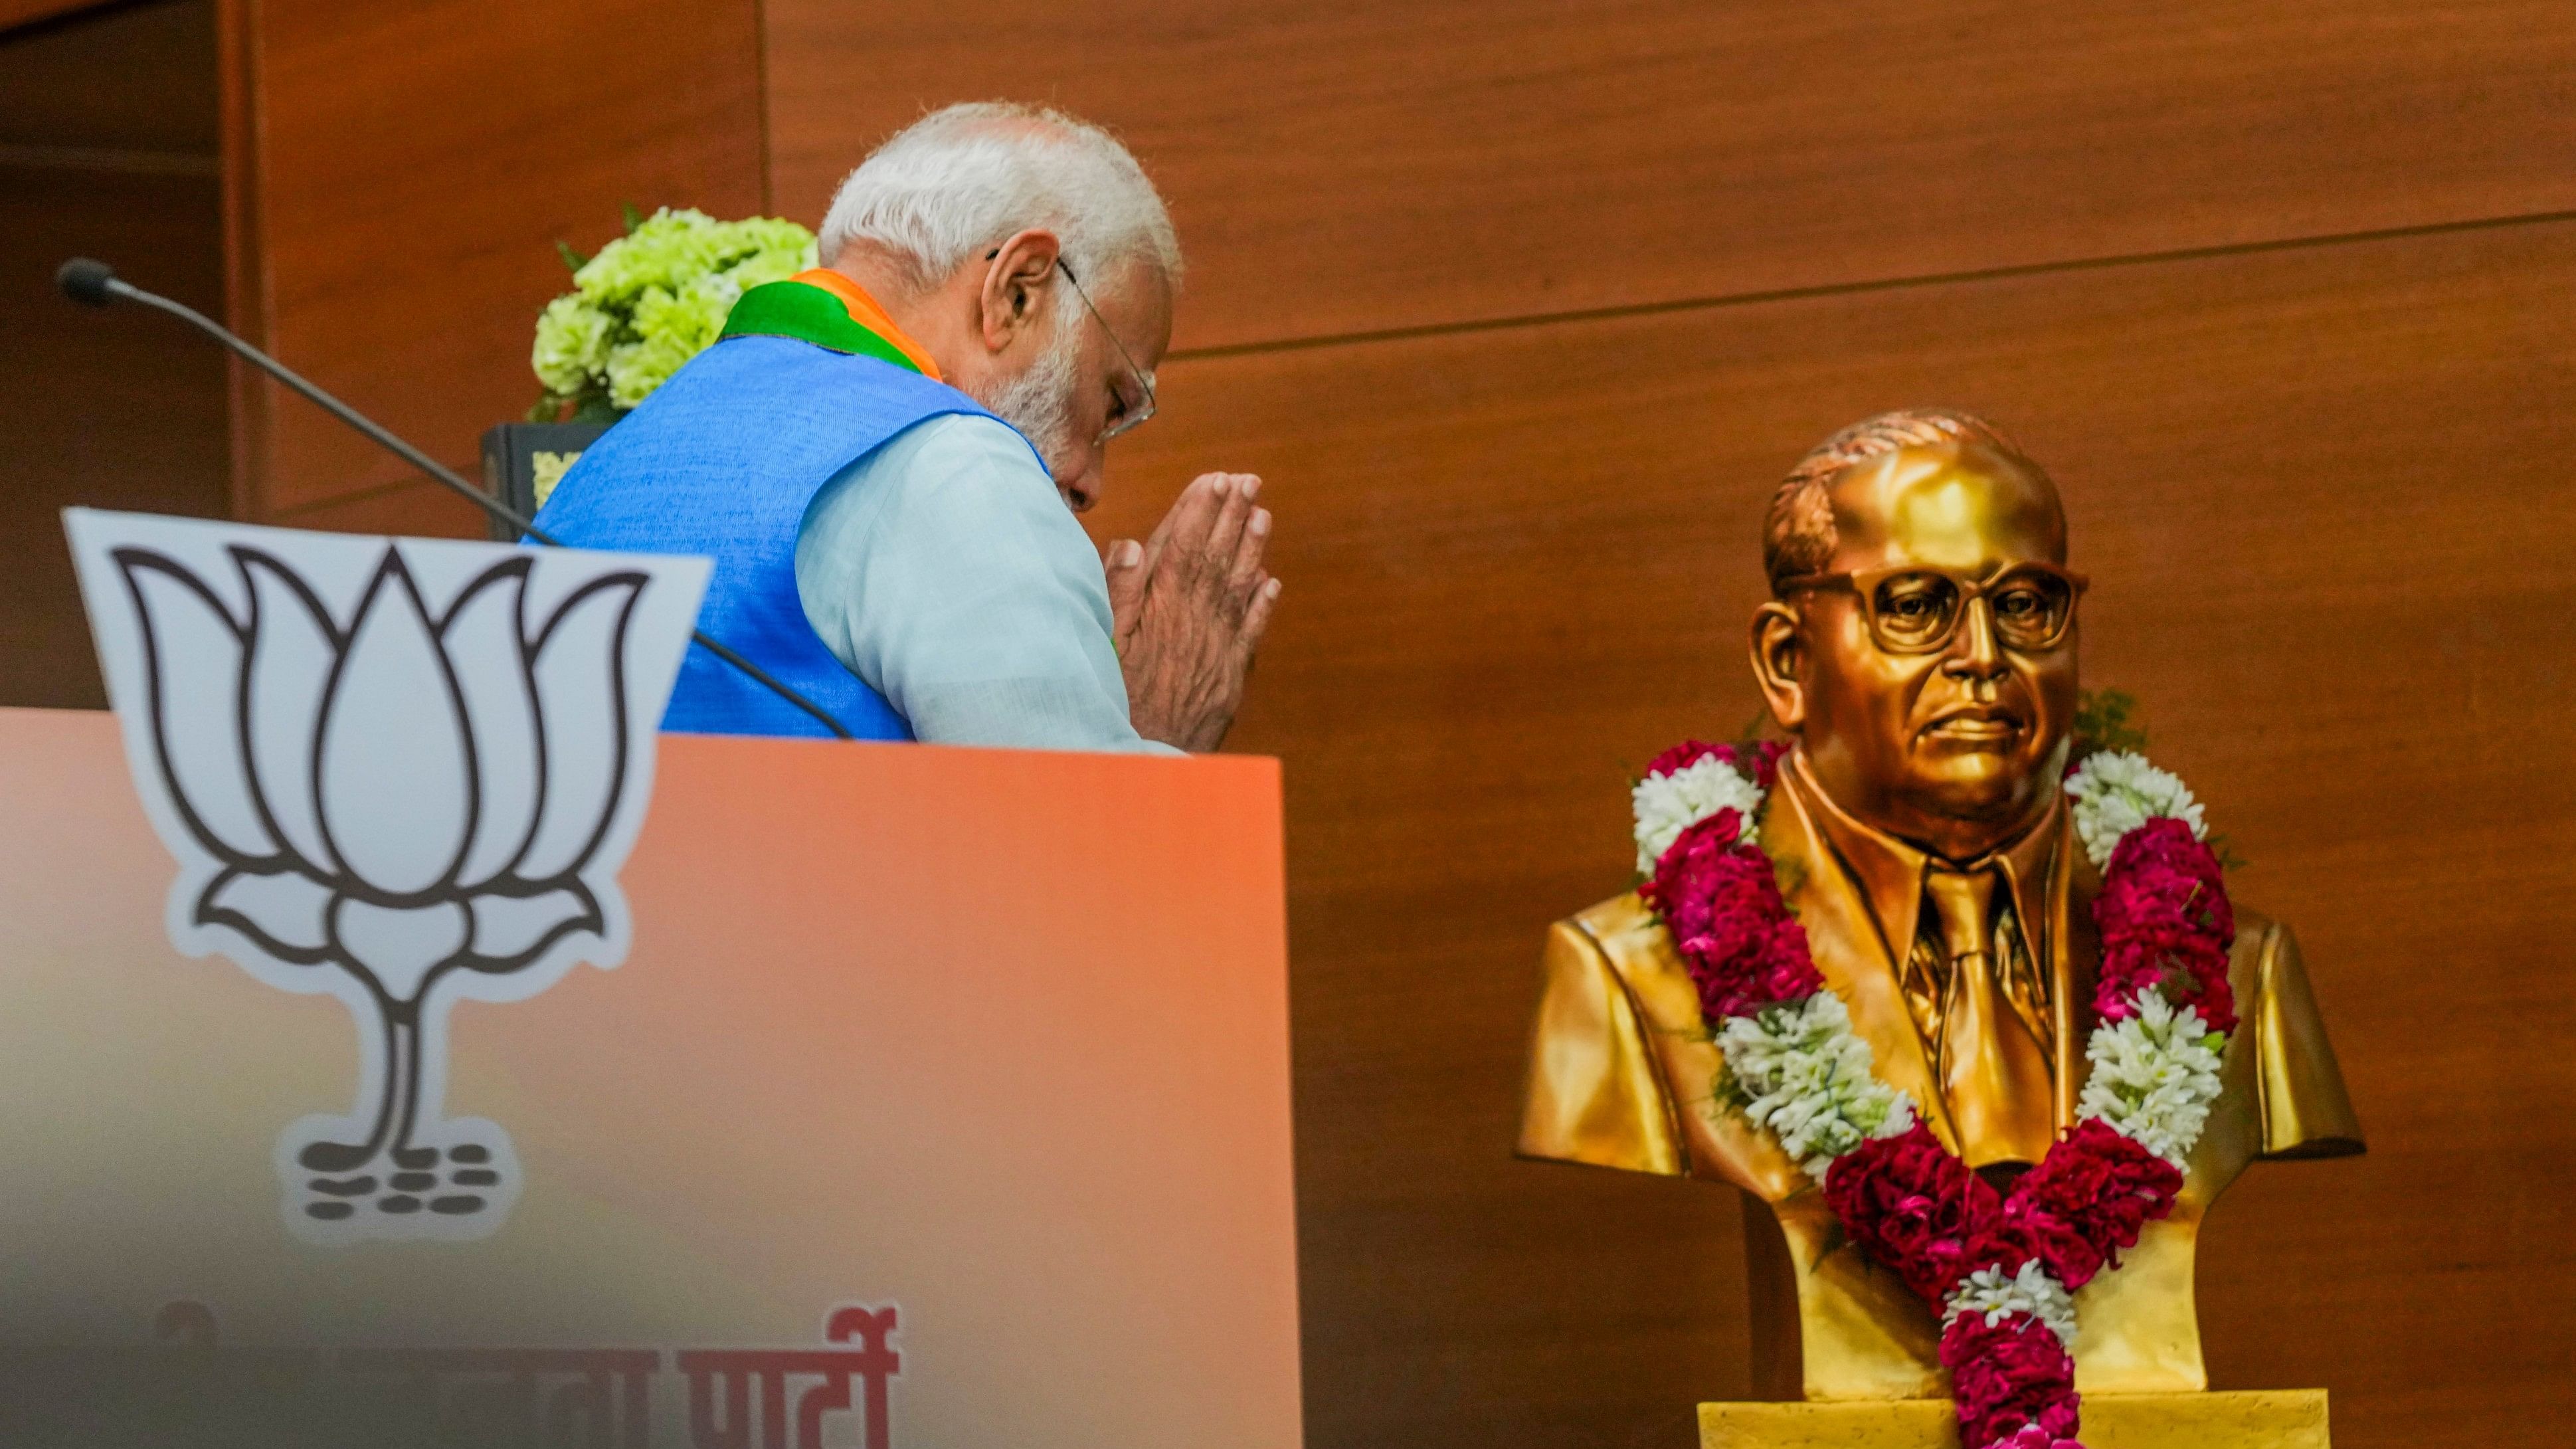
{"left": 1775, "top": 562, "right": 2090, "bottom": 654}
{"left": 1056, "top": 259, "right": 1158, "bottom": 444}
{"left": 980, "top": 248, "right": 1162, "bottom": 444}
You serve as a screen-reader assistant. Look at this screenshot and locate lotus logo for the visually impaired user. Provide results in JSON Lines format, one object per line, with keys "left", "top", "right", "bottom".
{"left": 66, "top": 510, "right": 704, "bottom": 1244}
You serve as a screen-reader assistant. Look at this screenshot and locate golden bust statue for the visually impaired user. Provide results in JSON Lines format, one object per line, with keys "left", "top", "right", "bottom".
{"left": 1517, "top": 409, "right": 2364, "bottom": 1407}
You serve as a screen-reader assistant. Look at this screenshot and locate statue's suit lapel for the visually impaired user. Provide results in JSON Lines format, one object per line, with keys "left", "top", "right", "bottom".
{"left": 1761, "top": 776, "right": 1958, "bottom": 1153}
{"left": 2050, "top": 825, "right": 2103, "bottom": 1129}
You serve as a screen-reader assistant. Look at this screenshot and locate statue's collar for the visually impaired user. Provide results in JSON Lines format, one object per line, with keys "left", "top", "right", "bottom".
{"left": 1777, "top": 747, "right": 2063, "bottom": 966}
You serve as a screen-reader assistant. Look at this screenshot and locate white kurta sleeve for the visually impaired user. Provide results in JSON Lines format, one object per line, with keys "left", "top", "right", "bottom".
{"left": 792, "top": 413, "right": 1181, "bottom": 755}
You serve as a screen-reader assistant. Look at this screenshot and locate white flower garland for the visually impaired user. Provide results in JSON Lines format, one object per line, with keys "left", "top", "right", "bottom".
{"left": 1945, "top": 1260, "right": 2079, "bottom": 1348}
{"left": 2074, "top": 990, "right": 2226, "bottom": 1165}
{"left": 1716, "top": 993, "right": 1916, "bottom": 1177}
{"left": 1633, "top": 744, "right": 2237, "bottom": 1363}
{"left": 2064, "top": 749, "right": 2205, "bottom": 871}
{"left": 1631, "top": 754, "right": 1767, "bottom": 874}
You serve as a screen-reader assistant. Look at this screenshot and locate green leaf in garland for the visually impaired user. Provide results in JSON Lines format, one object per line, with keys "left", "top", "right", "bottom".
{"left": 1815, "top": 1214, "right": 1849, "bottom": 1261}
{"left": 622, "top": 202, "right": 644, "bottom": 235}
{"left": 555, "top": 240, "right": 587, "bottom": 274}
{"left": 2072, "top": 688, "right": 2148, "bottom": 763}
{"left": 1732, "top": 708, "right": 1774, "bottom": 756}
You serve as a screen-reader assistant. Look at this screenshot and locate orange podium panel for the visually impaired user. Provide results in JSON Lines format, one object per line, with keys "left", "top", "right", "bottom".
{"left": 0, "top": 706, "right": 1301, "bottom": 1449}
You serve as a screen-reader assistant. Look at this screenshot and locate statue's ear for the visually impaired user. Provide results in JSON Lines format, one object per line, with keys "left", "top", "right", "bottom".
{"left": 1750, "top": 602, "right": 1806, "bottom": 731}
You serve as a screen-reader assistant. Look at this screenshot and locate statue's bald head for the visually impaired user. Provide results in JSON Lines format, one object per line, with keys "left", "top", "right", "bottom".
{"left": 1762, "top": 408, "right": 2049, "bottom": 593}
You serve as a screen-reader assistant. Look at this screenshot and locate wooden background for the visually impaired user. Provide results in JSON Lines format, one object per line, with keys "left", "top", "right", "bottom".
{"left": 10, "top": 1, "right": 2576, "bottom": 1444}
{"left": 1, "top": 0, "right": 225, "bottom": 708}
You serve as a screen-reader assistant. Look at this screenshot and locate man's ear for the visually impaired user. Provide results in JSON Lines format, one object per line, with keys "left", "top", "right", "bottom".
{"left": 976, "top": 228, "right": 1063, "bottom": 353}
{"left": 1750, "top": 601, "right": 1807, "bottom": 731}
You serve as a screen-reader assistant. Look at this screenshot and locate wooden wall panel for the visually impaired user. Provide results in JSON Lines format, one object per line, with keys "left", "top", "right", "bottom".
{"left": 0, "top": 0, "right": 216, "bottom": 154}
{"left": 0, "top": 165, "right": 227, "bottom": 708}
{"left": 1081, "top": 219, "right": 2576, "bottom": 1448}
{"left": 765, "top": 0, "right": 2576, "bottom": 353}
{"left": 0, "top": 0, "right": 107, "bottom": 36}
{"left": 262, "top": 477, "right": 502, "bottom": 539}
{"left": 2, "top": 0, "right": 225, "bottom": 709}
{"left": 225, "top": 0, "right": 765, "bottom": 524}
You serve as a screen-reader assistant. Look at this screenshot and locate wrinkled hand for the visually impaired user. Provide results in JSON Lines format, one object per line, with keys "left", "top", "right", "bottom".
{"left": 1103, "top": 472, "right": 1281, "bottom": 752}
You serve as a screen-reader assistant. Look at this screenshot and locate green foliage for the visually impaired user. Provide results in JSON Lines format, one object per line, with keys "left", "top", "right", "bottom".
{"left": 2073, "top": 688, "right": 2249, "bottom": 869}
{"left": 1770, "top": 855, "right": 1807, "bottom": 914}
{"left": 1710, "top": 1062, "right": 1749, "bottom": 1112}
{"left": 525, "top": 207, "right": 820, "bottom": 423}
{"left": 2071, "top": 687, "right": 2148, "bottom": 763}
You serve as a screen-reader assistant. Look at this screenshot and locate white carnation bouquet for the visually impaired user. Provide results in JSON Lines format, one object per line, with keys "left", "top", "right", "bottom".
{"left": 527, "top": 207, "right": 818, "bottom": 422}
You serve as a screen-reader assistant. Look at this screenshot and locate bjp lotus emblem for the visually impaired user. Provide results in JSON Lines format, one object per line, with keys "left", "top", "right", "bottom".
{"left": 66, "top": 510, "right": 705, "bottom": 1244}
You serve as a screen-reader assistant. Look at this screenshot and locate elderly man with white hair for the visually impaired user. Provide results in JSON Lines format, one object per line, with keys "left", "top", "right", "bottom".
{"left": 534, "top": 103, "right": 1276, "bottom": 752}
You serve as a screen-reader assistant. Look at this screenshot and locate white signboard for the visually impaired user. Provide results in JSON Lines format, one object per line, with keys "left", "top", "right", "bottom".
{"left": 64, "top": 509, "right": 707, "bottom": 1245}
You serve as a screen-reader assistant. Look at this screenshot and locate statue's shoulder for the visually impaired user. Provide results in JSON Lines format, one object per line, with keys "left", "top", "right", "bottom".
{"left": 2221, "top": 901, "right": 2298, "bottom": 1001}
{"left": 2212, "top": 899, "right": 2366, "bottom": 1156}
{"left": 2231, "top": 900, "right": 2283, "bottom": 950}
{"left": 1553, "top": 892, "right": 1706, "bottom": 1020}
{"left": 1567, "top": 889, "right": 1654, "bottom": 940}
{"left": 1560, "top": 891, "right": 1677, "bottom": 977}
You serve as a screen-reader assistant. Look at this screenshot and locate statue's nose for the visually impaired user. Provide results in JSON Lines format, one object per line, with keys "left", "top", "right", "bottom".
{"left": 1943, "top": 597, "right": 2007, "bottom": 678}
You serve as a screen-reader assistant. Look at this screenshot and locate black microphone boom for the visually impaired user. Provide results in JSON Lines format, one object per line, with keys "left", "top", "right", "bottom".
{"left": 55, "top": 257, "right": 854, "bottom": 740}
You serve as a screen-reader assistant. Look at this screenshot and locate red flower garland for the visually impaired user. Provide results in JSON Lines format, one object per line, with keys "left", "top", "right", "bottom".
{"left": 1638, "top": 744, "right": 2234, "bottom": 1449}
{"left": 1944, "top": 1313, "right": 2082, "bottom": 1447}
{"left": 1643, "top": 738, "right": 1787, "bottom": 790}
{"left": 2002, "top": 1120, "right": 2185, "bottom": 1290}
{"left": 1639, "top": 811, "right": 1822, "bottom": 1021}
{"left": 1823, "top": 1121, "right": 2005, "bottom": 1302}
{"left": 1635, "top": 743, "right": 1821, "bottom": 1025}
{"left": 2094, "top": 818, "right": 2237, "bottom": 1034}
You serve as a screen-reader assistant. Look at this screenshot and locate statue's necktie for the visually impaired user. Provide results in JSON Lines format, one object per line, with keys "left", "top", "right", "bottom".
{"left": 1924, "top": 864, "right": 2055, "bottom": 1167}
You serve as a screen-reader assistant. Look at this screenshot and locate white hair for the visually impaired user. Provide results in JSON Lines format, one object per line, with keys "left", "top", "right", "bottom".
{"left": 818, "top": 102, "right": 1182, "bottom": 303}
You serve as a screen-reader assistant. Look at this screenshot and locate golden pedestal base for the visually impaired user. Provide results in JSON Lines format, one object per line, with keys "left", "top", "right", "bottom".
{"left": 1699, "top": 1391, "right": 2328, "bottom": 1448}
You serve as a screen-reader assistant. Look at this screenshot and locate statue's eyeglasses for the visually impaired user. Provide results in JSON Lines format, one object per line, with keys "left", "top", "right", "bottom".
{"left": 1775, "top": 562, "right": 2090, "bottom": 654}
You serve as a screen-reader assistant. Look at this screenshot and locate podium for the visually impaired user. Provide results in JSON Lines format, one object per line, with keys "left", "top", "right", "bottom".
{"left": 4, "top": 511, "right": 1303, "bottom": 1449}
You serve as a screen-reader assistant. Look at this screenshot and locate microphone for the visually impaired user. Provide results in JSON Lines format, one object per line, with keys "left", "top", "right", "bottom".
{"left": 57, "top": 257, "right": 117, "bottom": 307}
{"left": 55, "top": 257, "right": 854, "bottom": 740}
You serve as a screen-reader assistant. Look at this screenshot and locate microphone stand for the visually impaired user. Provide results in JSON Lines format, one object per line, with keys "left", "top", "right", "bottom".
{"left": 56, "top": 258, "right": 854, "bottom": 739}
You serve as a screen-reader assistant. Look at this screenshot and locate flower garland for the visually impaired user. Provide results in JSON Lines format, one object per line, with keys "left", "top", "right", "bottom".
{"left": 1629, "top": 741, "right": 2235, "bottom": 1449}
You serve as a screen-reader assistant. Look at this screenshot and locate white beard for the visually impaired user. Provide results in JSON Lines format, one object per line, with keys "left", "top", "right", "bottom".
{"left": 976, "top": 332, "right": 1083, "bottom": 487}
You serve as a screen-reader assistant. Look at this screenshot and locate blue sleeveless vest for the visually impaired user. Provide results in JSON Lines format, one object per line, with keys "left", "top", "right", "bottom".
{"left": 532, "top": 334, "right": 1012, "bottom": 739}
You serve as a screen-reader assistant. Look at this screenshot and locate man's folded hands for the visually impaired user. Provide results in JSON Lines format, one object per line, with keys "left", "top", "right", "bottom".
{"left": 1106, "top": 472, "right": 1282, "bottom": 753}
